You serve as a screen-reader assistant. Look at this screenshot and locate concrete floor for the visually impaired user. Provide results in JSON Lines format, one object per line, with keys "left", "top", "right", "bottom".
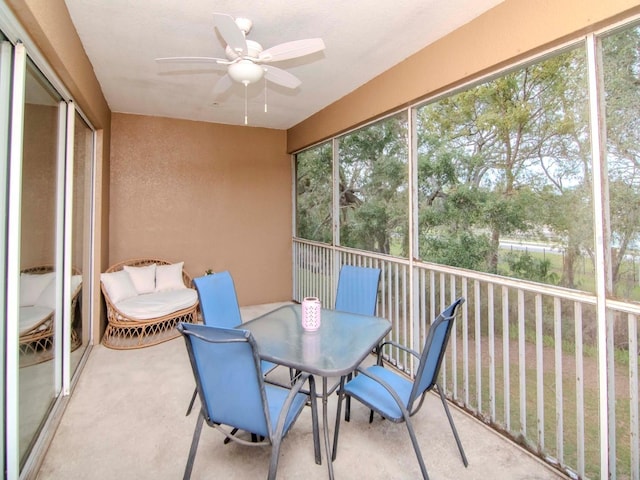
{"left": 36, "top": 303, "right": 566, "bottom": 480}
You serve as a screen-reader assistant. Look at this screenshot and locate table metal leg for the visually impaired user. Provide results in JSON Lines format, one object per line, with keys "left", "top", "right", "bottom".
{"left": 322, "top": 376, "right": 335, "bottom": 479}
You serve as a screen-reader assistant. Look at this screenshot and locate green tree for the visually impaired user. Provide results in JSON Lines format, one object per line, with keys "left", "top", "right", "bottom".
{"left": 296, "top": 142, "right": 332, "bottom": 243}
{"left": 417, "top": 48, "right": 592, "bottom": 286}
{"left": 530, "top": 50, "right": 592, "bottom": 288}
{"left": 502, "top": 250, "right": 559, "bottom": 284}
{"left": 603, "top": 27, "right": 640, "bottom": 293}
{"left": 338, "top": 114, "right": 408, "bottom": 255}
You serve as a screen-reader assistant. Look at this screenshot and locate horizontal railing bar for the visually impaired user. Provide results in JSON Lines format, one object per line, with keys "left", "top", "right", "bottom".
{"left": 293, "top": 238, "right": 602, "bottom": 306}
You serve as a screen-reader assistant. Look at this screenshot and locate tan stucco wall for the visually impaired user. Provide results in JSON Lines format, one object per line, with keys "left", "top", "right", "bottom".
{"left": 287, "top": 0, "right": 640, "bottom": 152}
{"left": 109, "top": 113, "right": 292, "bottom": 305}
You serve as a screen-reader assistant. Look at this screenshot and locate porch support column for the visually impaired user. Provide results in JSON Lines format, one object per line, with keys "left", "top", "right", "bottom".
{"left": 586, "top": 32, "right": 614, "bottom": 480}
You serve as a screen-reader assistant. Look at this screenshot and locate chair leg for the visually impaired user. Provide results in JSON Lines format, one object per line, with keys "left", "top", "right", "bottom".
{"left": 185, "top": 387, "right": 197, "bottom": 416}
{"left": 183, "top": 411, "right": 204, "bottom": 480}
{"left": 404, "top": 417, "right": 430, "bottom": 480}
{"left": 289, "top": 368, "right": 302, "bottom": 385}
{"left": 344, "top": 373, "right": 352, "bottom": 421}
{"left": 268, "top": 429, "right": 286, "bottom": 480}
{"left": 436, "top": 383, "right": 468, "bottom": 467}
{"left": 223, "top": 427, "right": 239, "bottom": 445}
{"left": 331, "top": 377, "right": 346, "bottom": 461}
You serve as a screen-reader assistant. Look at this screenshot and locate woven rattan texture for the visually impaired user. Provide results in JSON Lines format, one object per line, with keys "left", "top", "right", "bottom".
{"left": 19, "top": 265, "right": 81, "bottom": 367}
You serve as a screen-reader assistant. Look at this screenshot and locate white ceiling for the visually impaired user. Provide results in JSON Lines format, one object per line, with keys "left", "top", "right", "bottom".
{"left": 63, "top": 0, "right": 504, "bottom": 130}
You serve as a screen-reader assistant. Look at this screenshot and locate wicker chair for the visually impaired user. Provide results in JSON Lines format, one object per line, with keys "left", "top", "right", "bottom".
{"left": 101, "top": 258, "right": 199, "bottom": 350}
{"left": 19, "top": 265, "right": 82, "bottom": 366}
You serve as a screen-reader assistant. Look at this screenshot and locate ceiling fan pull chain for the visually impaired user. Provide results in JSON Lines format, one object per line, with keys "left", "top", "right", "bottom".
{"left": 264, "top": 75, "right": 268, "bottom": 113}
{"left": 244, "top": 81, "right": 249, "bottom": 125}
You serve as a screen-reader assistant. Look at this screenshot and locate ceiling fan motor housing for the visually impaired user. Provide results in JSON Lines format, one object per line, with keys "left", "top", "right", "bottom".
{"left": 225, "top": 40, "right": 263, "bottom": 61}
{"left": 234, "top": 17, "right": 253, "bottom": 35}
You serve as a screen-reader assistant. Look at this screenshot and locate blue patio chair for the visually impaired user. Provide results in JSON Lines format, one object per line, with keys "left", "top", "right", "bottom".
{"left": 194, "top": 270, "right": 244, "bottom": 329}
{"left": 185, "top": 271, "right": 276, "bottom": 415}
{"left": 178, "top": 323, "right": 320, "bottom": 480}
{"left": 332, "top": 297, "right": 468, "bottom": 480}
{"left": 334, "top": 264, "right": 381, "bottom": 316}
{"left": 334, "top": 264, "right": 382, "bottom": 420}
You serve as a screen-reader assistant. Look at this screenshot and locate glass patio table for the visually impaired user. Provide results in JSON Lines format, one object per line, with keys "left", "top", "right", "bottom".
{"left": 241, "top": 303, "right": 391, "bottom": 479}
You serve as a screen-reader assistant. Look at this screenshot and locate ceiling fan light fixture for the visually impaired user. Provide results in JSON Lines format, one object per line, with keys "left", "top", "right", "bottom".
{"left": 228, "top": 59, "right": 264, "bottom": 85}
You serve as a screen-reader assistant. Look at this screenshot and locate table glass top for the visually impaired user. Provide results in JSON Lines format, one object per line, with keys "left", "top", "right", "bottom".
{"left": 241, "top": 304, "right": 391, "bottom": 376}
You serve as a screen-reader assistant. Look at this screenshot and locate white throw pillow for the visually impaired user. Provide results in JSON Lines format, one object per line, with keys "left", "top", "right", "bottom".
{"left": 35, "top": 278, "right": 57, "bottom": 309}
{"left": 123, "top": 264, "right": 156, "bottom": 294}
{"left": 101, "top": 270, "right": 138, "bottom": 304}
{"left": 35, "top": 274, "right": 83, "bottom": 309}
{"left": 155, "top": 262, "right": 186, "bottom": 291}
{"left": 20, "top": 272, "right": 55, "bottom": 307}
{"left": 71, "top": 274, "right": 83, "bottom": 295}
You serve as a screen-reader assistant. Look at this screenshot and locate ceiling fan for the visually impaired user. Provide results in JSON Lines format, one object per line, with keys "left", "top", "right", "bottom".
{"left": 156, "top": 13, "right": 325, "bottom": 124}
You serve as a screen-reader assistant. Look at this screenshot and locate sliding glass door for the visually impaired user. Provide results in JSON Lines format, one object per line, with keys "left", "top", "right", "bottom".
{"left": 70, "top": 111, "right": 93, "bottom": 377}
{"left": 17, "top": 57, "right": 64, "bottom": 467}
{"left": 0, "top": 33, "right": 11, "bottom": 479}
{"left": 0, "top": 23, "right": 95, "bottom": 478}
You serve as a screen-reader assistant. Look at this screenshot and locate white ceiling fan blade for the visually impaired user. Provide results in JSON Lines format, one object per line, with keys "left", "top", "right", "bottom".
{"left": 259, "top": 38, "right": 325, "bottom": 63}
{"left": 155, "top": 56, "right": 230, "bottom": 65}
{"left": 212, "top": 13, "right": 247, "bottom": 55}
{"left": 212, "top": 74, "right": 233, "bottom": 96}
{"left": 264, "top": 65, "right": 301, "bottom": 89}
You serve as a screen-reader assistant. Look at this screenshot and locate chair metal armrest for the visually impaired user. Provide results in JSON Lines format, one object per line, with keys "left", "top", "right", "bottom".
{"left": 353, "top": 366, "right": 413, "bottom": 421}
{"left": 273, "top": 372, "right": 316, "bottom": 440}
{"left": 376, "top": 340, "right": 420, "bottom": 364}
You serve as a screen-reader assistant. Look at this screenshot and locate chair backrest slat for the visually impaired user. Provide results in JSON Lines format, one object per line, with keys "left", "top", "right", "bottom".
{"left": 193, "top": 271, "right": 242, "bottom": 328}
{"left": 334, "top": 265, "right": 381, "bottom": 316}
{"left": 179, "top": 323, "right": 271, "bottom": 439}
{"left": 409, "top": 297, "right": 465, "bottom": 408}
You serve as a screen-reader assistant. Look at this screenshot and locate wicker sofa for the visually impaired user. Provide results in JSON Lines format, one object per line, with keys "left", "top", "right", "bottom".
{"left": 100, "top": 258, "right": 199, "bottom": 349}
{"left": 19, "top": 265, "right": 82, "bottom": 366}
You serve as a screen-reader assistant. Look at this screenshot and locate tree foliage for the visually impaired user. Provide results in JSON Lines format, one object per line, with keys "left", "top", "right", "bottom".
{"left": 295, "top": 26, "right": 640, "bottom": 297}
{"left": 603, "top": 27, "right": 640, "bottom": 294}
{"left": 296, "top": 142, "right": 332, "bottom": 243}
{"left": 337, "top": 114, "right": 408, "bottom": 255}
{"left": 416, "top": 47, "right": 592, "bottom": 282}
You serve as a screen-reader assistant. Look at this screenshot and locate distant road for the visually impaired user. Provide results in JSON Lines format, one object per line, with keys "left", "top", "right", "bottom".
{"left": 499, "top": 241, "right": 562, "bottom": 254}
{"left": 502, "top": 240, "right": 640, "bottom": 262}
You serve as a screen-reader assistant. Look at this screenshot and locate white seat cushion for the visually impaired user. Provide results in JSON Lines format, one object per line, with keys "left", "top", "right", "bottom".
{"left": 20, "top": 306, "right": 53, "bottom": 334}
{"left": 115, "top": 288, "right": 197, "bottom": 320}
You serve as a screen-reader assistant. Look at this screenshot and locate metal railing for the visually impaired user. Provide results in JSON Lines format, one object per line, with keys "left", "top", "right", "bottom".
{"left": 293, "top": 238, "right": 640, "bottom": 480}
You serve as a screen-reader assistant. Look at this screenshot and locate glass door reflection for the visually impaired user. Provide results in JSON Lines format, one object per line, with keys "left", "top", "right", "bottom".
{"left": 18, "top": 58, "right": 62, "bottom": 466}
{"left": 70, "top": 111, "right": 92, "bottom": 376}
